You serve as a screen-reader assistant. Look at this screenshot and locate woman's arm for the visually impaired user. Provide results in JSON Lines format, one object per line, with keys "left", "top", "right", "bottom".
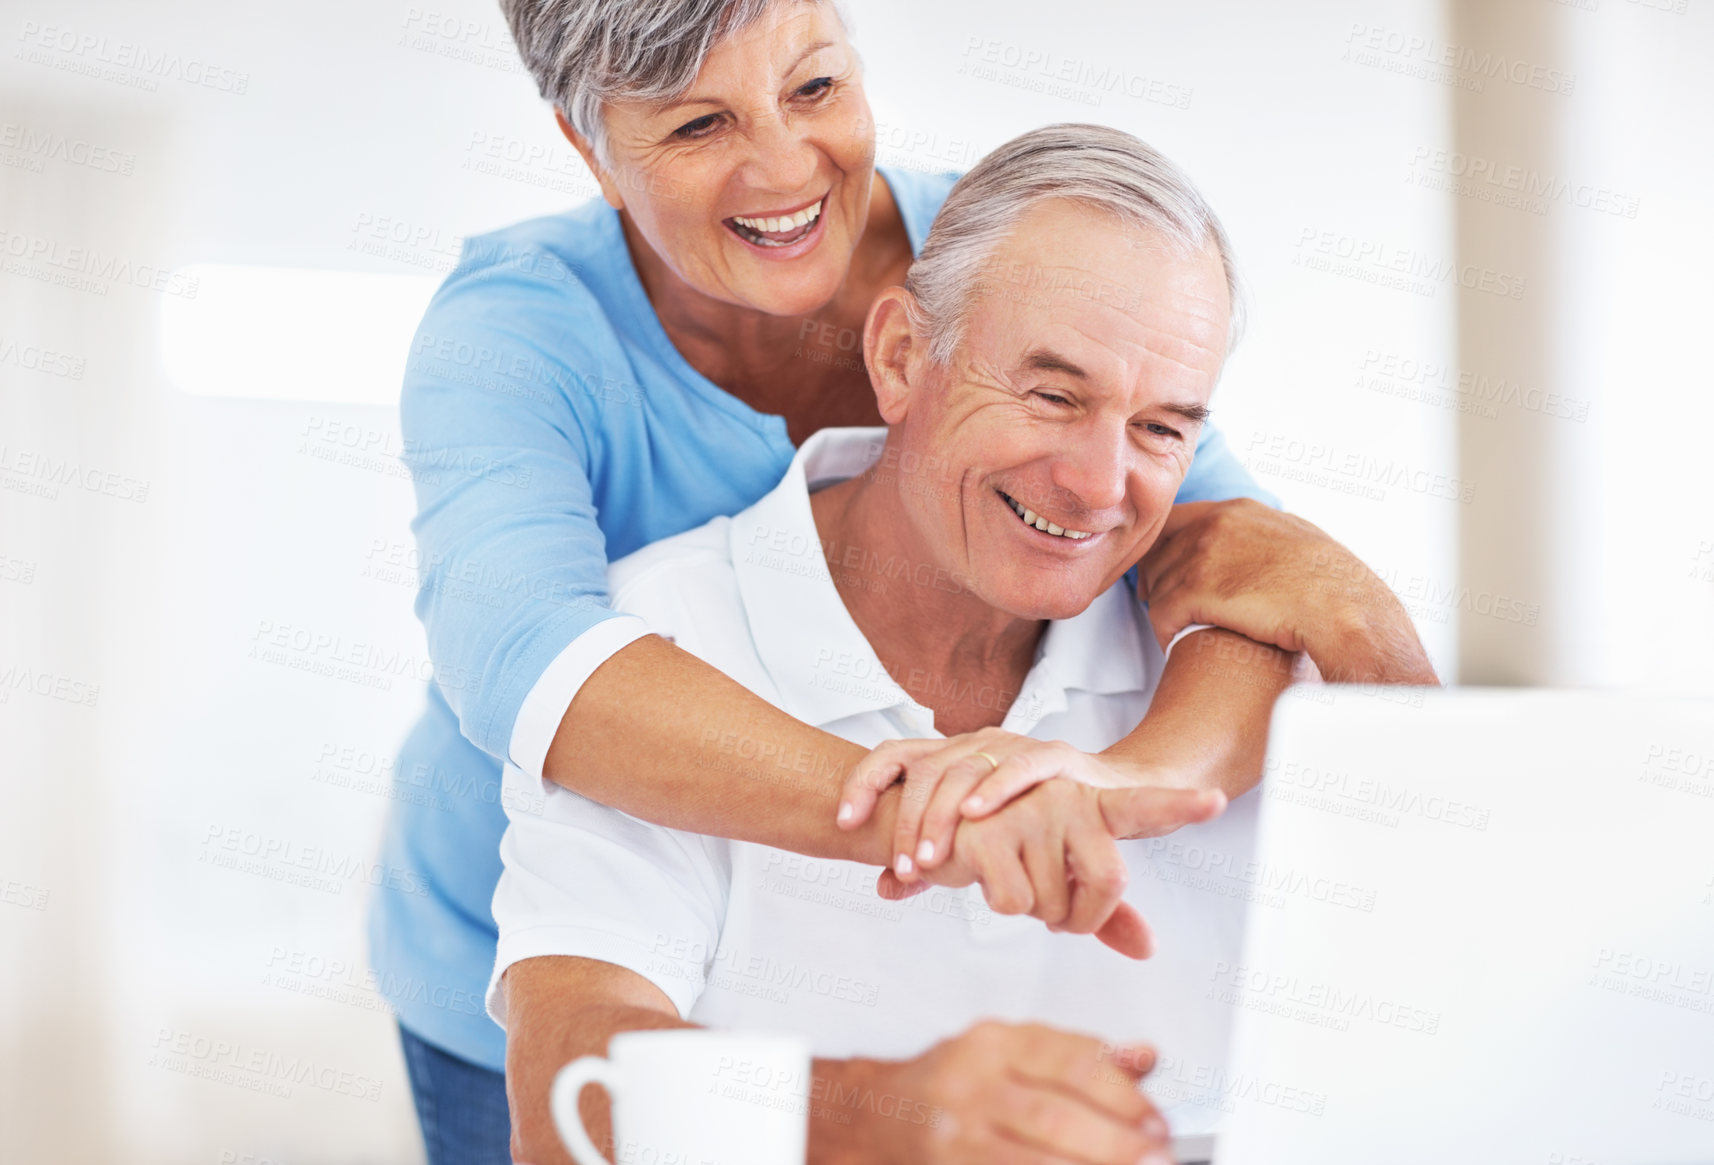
{"left": 1100, "top": 626, "right": 1306, "bottom": 795}
{"left": 543, "top": 633, "right": 881, "bottom": 862}
{"left": 843, "top": 504, "right": 1437, "bottom": 875}
{"left": 1139, "top": 500, "right": 1441, "bottom": 684}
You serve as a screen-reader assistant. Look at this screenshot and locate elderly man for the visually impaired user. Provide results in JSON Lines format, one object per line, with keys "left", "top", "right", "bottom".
{"left": 492, "top": 124, "right": 1420, "bottom": 1163}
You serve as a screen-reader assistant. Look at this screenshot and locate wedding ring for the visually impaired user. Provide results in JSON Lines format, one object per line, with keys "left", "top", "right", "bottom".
{"left": 972, "top": 750, "right": 1001, "bottom": 772}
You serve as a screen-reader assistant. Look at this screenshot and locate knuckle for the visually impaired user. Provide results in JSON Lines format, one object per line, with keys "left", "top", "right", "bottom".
{"left": 1097, "top": 862, "right": 1129, "bottom": 894}
{"left": 1029, "top": 1100, "right": 1074, "bottom": 1144}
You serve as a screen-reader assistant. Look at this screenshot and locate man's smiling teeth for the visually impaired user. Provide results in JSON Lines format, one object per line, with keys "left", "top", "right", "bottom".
{"left": 1002, "top": 492, "right": 1094, "bottom": 540}
{"left": 731, "top": 197, "right": 823, "bottom": 235}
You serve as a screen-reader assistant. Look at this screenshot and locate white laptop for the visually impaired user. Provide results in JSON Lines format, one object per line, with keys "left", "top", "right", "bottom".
{"left": 1206, "top": 687, "right": 1714, "bottom": 1165}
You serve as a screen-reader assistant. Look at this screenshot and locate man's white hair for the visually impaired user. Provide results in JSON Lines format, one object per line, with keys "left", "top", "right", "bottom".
{"left": 904, "top": 123, "right": 1247, "bottom": 365}
{"left": 499, "top": 0, "right": 848, "bottom": 167}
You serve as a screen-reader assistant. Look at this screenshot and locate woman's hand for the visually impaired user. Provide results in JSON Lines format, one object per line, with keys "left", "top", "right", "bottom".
{"left": 838, "top": 729, "right": 1168, "bottom": 883}
{"left": 1138, "top": 498, "right": 1439, "bottom": 684}
{"left": 906, "top": 778, "right": 1226, "bottom": 958}
{"left": 839, "top": 735, "right": 1226, "bottom": 957}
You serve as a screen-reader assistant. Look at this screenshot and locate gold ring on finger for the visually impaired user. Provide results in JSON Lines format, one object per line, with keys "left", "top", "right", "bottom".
{"left": 972, "top": 750, "right": 1001, "bottom": 772}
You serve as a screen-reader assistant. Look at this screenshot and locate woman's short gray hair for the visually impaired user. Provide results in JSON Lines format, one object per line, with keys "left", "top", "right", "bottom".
{"left": 499, "top": 0, "right": 843, "bottom": 165}
{"left": 905, "top": 123, "right": 1247, "bottom": 365}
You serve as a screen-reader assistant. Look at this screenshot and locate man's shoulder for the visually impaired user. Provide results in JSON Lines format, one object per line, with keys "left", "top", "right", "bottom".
{"left": 608, "top": 517, "right": 740, "bottom": 628}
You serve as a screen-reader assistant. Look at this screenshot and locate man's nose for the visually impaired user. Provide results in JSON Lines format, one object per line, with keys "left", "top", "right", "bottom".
{"left": 1047, "top": 423, "right": 1129, "bottom": 514}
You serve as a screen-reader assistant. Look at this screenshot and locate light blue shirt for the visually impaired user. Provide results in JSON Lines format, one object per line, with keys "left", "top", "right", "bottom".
{"left": 368, "top": 166, "right": 1275, "bottom": 1070}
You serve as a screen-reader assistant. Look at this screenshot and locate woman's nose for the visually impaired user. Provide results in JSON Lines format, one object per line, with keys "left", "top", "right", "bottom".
{"left": 740, "top": 108, "right": 819, "bottom": 196}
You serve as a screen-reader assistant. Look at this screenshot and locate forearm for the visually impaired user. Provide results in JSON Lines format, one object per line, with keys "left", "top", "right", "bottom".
{"left": 1313, "top": 604, "right": 1441, "bottom": 685}
{"left": 505, "top": 959, "right": 693, "bottom": 1165}
{"left": 546, "top": 635, "right": 889, "bottom": 864}
{"left": 1103, "top": 628, "right": 1302, "bottom": 798}
{"left": 808, "top": 1056, "right": 907, "bottom": 1164}
{"left": 503, "top": 956, "right": 899, "bottom": 1165}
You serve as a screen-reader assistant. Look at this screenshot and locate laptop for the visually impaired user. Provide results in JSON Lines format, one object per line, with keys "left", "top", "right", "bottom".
{"left": 1206, "top": 687, "right": 1714, "bottom": 1165}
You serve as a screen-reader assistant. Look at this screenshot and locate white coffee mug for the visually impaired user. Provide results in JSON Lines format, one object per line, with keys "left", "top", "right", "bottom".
{"left": 552, "top": 1028, "right": 812, "bottom": 1165}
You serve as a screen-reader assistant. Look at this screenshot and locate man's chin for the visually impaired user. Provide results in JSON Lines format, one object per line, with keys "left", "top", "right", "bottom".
{"left": 994, "top": 586, "right": 1111, "bottom": 624}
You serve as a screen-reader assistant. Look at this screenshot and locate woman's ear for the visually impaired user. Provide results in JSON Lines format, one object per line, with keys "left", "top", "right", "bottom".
{"left": 555, "top": 110, "right": 626, "bottom": 211}
{"left": 863, "top": 287, "right": 930, "bottom": 425}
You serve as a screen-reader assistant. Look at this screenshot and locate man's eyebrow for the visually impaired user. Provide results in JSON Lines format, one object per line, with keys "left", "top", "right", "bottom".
{"left": 662, "top": 40, "right": 836, "bottom": 112}
{"left": 1162, "top": 402, "right": 1212, "bottom": 424}
{"left": 1020, "top": 349, "right": 1089, "bottom": 379}
{"left": 1022, "top": 348, "right": 1209, "bottom": 423}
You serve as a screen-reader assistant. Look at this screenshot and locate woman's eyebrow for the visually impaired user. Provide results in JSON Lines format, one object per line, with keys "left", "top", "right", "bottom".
{"left": 663, "top": 40, "right": 836, "bottom": 112}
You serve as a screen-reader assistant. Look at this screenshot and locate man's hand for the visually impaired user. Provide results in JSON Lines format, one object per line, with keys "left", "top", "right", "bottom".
{"left": 815, "top": 1021, "right": 1173, "bottom": 1165}
{"left": 879, "top": 777, "right": 1225, "bottom": 959}
{"left": 1138, "top": 499, "right": 1439, "bottom": 684}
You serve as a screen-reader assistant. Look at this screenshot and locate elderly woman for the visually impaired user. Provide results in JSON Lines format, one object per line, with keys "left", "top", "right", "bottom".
{"left": 369, "top": 1, "right": 1434, "bottom": 1160}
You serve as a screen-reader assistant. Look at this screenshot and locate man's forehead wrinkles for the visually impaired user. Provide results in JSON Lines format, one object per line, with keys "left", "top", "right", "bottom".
{"left": 1055, "top": 319, "right": 1222, "bottom": 381}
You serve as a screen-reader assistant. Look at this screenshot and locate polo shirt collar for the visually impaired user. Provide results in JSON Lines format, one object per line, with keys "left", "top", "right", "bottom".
{"left": 727, "top": 428, "right": 1156, "bottom": 733}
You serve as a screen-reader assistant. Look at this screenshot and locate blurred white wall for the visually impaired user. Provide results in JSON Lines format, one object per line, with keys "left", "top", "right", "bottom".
{"left": 1451, "top": 0, "right": 1714, "bottom": 687}
{"left": 0, "top": 0, "right": 1706, "bottom": 1162}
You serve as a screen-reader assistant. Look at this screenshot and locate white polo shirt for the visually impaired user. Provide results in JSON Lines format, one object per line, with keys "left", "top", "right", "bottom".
{"left": 488, "top": 428, "right": 1258, "bottom": 1131}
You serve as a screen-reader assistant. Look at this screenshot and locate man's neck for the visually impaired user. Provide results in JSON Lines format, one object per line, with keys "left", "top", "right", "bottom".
{"left": 809, "top": 454, "right": 1045, "bottom": 736}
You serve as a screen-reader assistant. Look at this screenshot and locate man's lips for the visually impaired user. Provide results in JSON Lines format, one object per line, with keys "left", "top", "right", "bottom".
{"left": 997, "top": 490, "right": 1099, "bottom": 541}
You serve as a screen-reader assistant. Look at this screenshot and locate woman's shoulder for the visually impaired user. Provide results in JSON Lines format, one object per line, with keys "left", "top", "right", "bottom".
{"left": 876, "top": 166, "right": 962, "bottom": 250}
{"left": 426, "top": 197, "right": 630, "bottom": 339}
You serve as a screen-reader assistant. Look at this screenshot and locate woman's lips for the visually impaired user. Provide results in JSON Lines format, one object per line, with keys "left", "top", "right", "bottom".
{"left": 724, "top": 195, "right": 827, "bottom": 252}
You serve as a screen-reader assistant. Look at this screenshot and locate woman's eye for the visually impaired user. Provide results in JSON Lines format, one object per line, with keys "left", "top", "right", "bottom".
{"left": 672, "top": 114, "right": 722, "bottom": 140}
{"left": 796, "top": 76, "right": 834, "bottom": 99}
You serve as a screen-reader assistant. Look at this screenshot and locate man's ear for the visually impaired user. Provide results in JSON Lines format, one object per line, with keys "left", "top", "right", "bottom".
{"left": 555, "top": 110, "right": 626, "bottom": 211}
{"left": 863, "top": 287, "right": 929, "bottom": 425}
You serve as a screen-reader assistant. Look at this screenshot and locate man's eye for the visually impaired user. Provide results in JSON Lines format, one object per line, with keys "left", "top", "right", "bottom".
{"left": 1033, "top": 390, "right": 1072, "bottom": 406}
{"left": 672, "top": 114, "right": 722, "bottom": 140}
{"left": 796, "top": 76, "right": 834, "bottom": 99}
{"left": 1143, "top": 422, "right": 1181, "bottom": 438}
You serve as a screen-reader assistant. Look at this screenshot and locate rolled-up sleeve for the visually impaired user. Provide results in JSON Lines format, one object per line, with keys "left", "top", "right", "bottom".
{"left": 400, "top": 249, "right": 648, "bottom": 762}
{"left": 488, "top": 764, "right": 731, "bottom": 1026}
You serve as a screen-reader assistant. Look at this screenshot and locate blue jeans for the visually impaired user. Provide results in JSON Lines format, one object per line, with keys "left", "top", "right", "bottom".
{"left": 400, "top": 1024, "right": 513, "bottom": 1165}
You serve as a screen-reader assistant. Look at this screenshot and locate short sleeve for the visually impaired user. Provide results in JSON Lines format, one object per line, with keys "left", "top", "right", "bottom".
{"left": 487, "top": 763, "right": 731, "bottom": 1026}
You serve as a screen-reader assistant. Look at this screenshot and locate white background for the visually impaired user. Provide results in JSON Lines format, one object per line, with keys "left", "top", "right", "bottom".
{"left": 1, "top": 0, "right": 1709, "bottom": 1160}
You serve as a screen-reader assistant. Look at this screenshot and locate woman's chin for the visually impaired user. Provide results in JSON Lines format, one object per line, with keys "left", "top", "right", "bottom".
{"left": 725, "top": 268, "right": 847, "bottom": 320}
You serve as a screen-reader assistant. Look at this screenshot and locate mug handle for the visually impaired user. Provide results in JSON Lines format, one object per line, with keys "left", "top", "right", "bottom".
{"left": 550, "top": 1055, "right": 621, "bottom": 1165}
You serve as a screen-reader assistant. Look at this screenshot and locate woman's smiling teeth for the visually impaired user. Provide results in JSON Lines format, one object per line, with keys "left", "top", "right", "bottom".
{"left": 729, "top": 197, "right": 824, "bottom": 246}
{"left": 1001, "top": 492, "right": 1094, "bottom": 540}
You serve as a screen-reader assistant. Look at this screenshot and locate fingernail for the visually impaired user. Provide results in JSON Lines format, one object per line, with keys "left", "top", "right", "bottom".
{"left": 916, "top": 839, "right": 935, "bottom": 863}
{"left": 963, "top": 795, "right": 983, "bottom": 812}
{"left": 837, "top": 802, "right": 854, "bottom": 824}
{"left": 895, "top": 853, "right": 914, "bottom": 876}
